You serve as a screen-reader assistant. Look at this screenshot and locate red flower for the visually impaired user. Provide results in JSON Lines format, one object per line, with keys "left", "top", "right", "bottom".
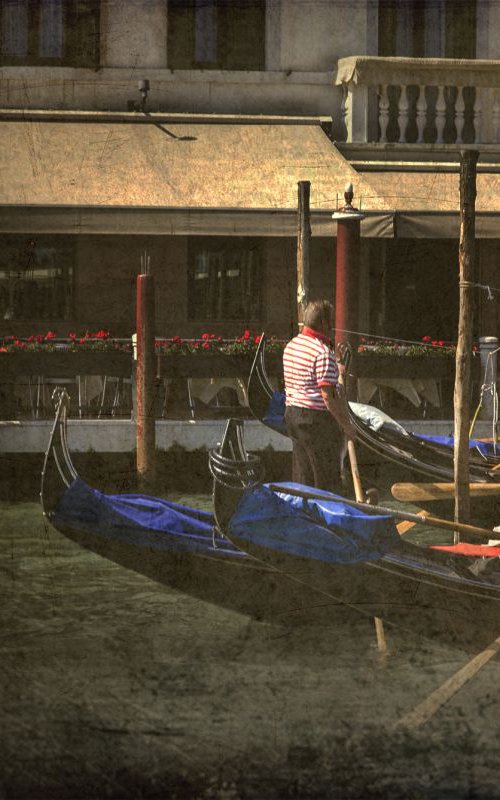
{"left": 438, "top": 340, "right": 445, "bottom": 347}
{"left": 202, "top": 341, "right": 210, "bottom": 349}
{"left": 243, "top": 330, "right": 251, "bottom": 340}
{"left": 69, "top": 332, "right": 77, "bottom": 340}
{"left": 79, "top": 337, "right": 86, "bottom": 345}
{"left": 358, "top": 345, "right": 364, "bottom": 352}
{"left": 0, "top": 347, "right": 7, "bottom": 353}
{"left": 254, "top": 335, "right": 262, "bottom": 345}
{"left": 44, "top": 331, "right": 57, "bottom": 340}
{"left": 431, "top": 340, "right": 438, "bottom": 346}
{"left": 360, "top": 337, "right": 365, "bottom": 343}
{"left": 422, "top": 336, "right": 431, "bottom": 343}
{"left": 202, "top": 332, "right": 210, "bottom": 340}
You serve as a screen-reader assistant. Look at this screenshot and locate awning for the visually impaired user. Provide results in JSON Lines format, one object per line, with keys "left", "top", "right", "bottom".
{"left": 364, "top": 170, "right": 500, "bottom": 238}
{"left": 0, "top": 113, "right": 393, "bottom": 237}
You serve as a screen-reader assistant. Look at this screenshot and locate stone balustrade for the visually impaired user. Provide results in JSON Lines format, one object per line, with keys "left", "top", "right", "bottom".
{"left": 334, "top": 56, "right": 500, "bottom": 145}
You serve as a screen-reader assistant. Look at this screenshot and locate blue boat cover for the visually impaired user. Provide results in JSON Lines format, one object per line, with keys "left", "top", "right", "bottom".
{"left": 53, "top": 477, "right": 244, "bottom": 559}
{"left": 228, "top": 483, "right": 400, "bottom": 564}
{"left": 415, "top": 433, "right": 499, "bottom": 459}
{"left": 263, "top": 390, "right": 288, "bottom": 434}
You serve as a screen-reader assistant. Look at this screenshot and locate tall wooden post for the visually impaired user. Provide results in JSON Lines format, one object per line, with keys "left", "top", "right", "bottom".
{"left": 332, "top": 187, "right": 387, "bottom": 652}
{"left": 297, "top": 181, "right": 311, "bottom": 330}
{"left": 136, "top": 252, "right": 156, "bottom": 490}
{"left": 332, "top": 183, "right": 364, "bottom": 350}
{"left": 454, "top": 150, "right": 479, "bottom": 527}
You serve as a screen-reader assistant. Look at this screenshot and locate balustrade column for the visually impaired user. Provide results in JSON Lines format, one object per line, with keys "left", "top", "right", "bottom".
{"left": 378, "top": 84, "right": 389, "bottom": 143}
{"left": 435, "top": 86, "right": 446, "bottom": 144}
{"left": 493, "top": 90, "right": 500, "bottom": 143}
{"left": 455, "top": 87, "right": 465, "bottom": 144}
{"left": 398, "top": 85, "right": 409, "bottom": 143}
{"left": 474, "top": 89, "right": 483, "bottom": 144}
{"left": 416, "top": 85, "right": 426, "bottom": 143}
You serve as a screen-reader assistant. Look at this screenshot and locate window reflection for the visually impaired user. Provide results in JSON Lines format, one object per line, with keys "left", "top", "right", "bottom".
{"left": 0, "top": 236, "right": 74, "bottom": 321}
{"left": 188, "top": 238, "right": 262, "bottom": 321}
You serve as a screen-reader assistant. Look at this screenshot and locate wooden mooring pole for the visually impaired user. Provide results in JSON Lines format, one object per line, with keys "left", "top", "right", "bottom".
{"left": 454, "top": 150, "right": 479, "bottom": 529}
{"left": 136, "top": 252, "right": 156, "bottom": 490}
{"left": 297, "top": 180, "right": 311, "bottom": 330}
{"left": 332, "top": 183, "right": 364, "bottom": 351}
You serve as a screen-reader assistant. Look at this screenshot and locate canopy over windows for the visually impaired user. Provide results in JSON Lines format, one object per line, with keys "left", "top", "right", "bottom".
{"left": 2, "top": 111, "right": 500, "bottom": 239}
{"left": 0, "top": 112, "right": 392, "bottom": 237}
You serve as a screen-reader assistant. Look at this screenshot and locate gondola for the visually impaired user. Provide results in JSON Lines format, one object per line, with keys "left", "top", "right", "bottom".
{"left": 247, "top": 334, "right": 500, "bottom": 521}
{"left": 210, "top": 417, "right": 500, "bottom": 648}
{"left": 40, "top": 388, "right": 348, "bottom": 625}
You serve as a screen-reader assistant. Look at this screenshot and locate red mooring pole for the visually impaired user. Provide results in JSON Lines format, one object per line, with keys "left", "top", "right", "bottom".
{"left": 136, "top": 253, "right": 156, "bottom": 489}
{"left": 332, "top": 183, "right": 365, "bottom": 349}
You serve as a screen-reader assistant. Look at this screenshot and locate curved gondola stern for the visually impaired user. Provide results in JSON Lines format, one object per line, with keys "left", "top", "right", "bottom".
{"left": 247, "top": 333, "right": 289, "bottom": 437}
{"left": 210, "top": 418, "right": 263, "bottom": 535}
{"left": 247, "top": 332, "right": 274, "bottom": 422}
{"left": 40, "top": 387, "right": 79, "bottom": 520}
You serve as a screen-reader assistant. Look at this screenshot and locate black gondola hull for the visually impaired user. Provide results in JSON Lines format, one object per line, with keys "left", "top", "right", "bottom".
{"left": 224, "top": 529, "right": 500, "bottom": 649}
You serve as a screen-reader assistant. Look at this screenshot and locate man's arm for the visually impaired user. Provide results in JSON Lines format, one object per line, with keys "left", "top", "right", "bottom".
{"left": 320, "top": 384, "right": 356, "bottom": 438}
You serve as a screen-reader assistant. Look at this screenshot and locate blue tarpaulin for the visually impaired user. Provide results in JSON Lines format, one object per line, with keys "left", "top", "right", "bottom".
{"left": 263, "top": 390, "right": 287, "bottom": 434}
{"left": 53, "top": 477, "right": 244, "bottom": 558}
{"left": 415, "top": 433, "right": 499, "bottom": 459}
{"left": 229, "top": 483, "right": 400, "bottom": 565}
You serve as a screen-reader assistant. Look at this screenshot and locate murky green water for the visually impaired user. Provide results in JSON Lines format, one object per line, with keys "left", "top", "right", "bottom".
{"left": 2, "top": 497, "right": 500, "bottom": 799}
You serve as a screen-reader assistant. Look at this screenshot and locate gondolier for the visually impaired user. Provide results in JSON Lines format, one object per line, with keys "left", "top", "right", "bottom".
{"left": 283, "top": 299, "right": 355, "bottom": 492}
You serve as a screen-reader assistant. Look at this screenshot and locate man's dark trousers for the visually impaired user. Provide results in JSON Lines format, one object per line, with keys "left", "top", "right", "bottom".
{"left": 284, "top": 406, "right": 344, "bottom": 493}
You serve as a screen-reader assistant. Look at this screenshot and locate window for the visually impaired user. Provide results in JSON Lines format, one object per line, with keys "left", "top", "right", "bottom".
{"left": 378, "top": 0, "right": 476, "bottom": 59}
{"left": 188, "top": 238, "right": 262, "bottom": 321}
{"left": 167, "top": 0, "right": 265, "bottom": 70}
{"left": 0, "top": 236, "right": 74, "bottom": 321}
{"left": 0, "top": 0, "right": 100, "bottom": 67}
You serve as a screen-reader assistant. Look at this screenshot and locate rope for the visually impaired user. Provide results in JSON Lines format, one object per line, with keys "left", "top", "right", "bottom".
{"left": 459, "top": 280, "right": 500, "bottom": 299}
{"left": 337, "top": 328, "right": 459, "bottom": 349}
{"left": 470, "top": 346, "right": 500, "bottom": 449}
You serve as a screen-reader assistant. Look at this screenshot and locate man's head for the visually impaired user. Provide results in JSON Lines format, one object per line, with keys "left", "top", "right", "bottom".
{"left": 303, "top": 300, "right": 334, "bottom": 336}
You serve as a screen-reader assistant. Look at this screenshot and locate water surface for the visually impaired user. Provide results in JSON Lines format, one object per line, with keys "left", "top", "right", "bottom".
{"left": 2, "top": 497, "right": 500, "bottom": 799}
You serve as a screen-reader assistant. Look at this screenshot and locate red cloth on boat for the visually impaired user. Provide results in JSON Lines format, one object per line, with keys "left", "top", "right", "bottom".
{"left": 431, "top": 543, "right": 500, "bottom": 557}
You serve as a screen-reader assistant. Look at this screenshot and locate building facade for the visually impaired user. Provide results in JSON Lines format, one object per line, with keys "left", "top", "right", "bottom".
{"left": 0, "top": 0, "right": 499, "bottom": 344}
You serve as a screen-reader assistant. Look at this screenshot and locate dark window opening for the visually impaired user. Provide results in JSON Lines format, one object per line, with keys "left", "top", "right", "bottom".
{"left": 0, "top": 0, "right": 100, "bottom": 67}
{"left": 188, "top": 238, "right": 262, "bottom": 322}
{"left": 167, "top": 0, "right": 265, "bottom": 70}
{"left": 379, "top": 240, "right": 468, "bottom": 342}
{"left": 378, "top": 0, "right": 476, "bottom": 59}
{"left": 0, "top": 236, "right": 74, "bottom": 321}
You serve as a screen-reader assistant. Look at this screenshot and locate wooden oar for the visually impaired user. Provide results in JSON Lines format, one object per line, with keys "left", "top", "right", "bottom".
{"left": 340, "top": 390, "right": 388, "bottom": 654}
{"left": 392, "top": 482, "right": 500, "bottom": 503}
{"left": 396, "top": 632, "right": 500, "bottom": 730}
{"left": 396, "top": 511, "right": 430, "bottom": 536}
{"left": 267, "top": 482, "right": 497, "bottom": 541}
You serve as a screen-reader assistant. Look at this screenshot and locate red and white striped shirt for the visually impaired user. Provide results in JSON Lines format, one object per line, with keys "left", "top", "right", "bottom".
{"left": 283, "top": 327, "right": 339, "bottom": 411}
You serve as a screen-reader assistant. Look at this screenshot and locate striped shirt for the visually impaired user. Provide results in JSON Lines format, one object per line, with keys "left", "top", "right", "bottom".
{"left": 283, "top": 329, "right": 339, "bottom": 411}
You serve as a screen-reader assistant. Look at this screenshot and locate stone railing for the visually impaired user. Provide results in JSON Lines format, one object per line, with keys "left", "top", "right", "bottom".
{"left": 334, "top": 56, "right": 500, "bottom": 145}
